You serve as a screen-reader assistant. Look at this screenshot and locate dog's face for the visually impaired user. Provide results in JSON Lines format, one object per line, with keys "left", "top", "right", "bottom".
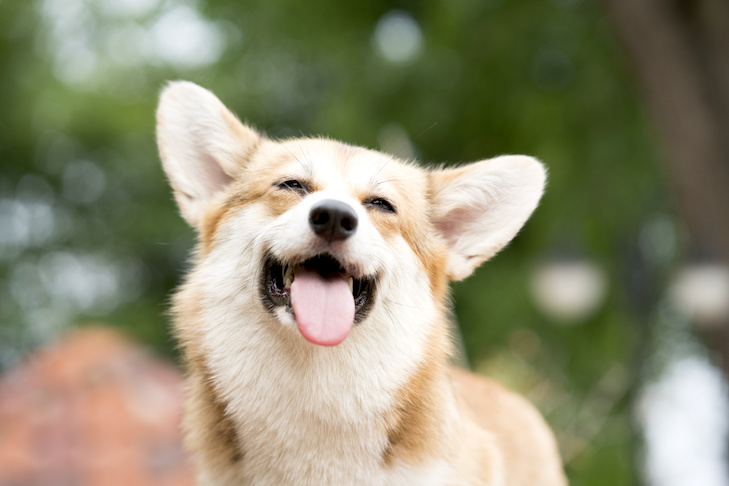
{"left": 215, "top": 137, "right": 441, "bottom": 347}
{"left": 156, "top": 82, "right": 545, "bottom": 351}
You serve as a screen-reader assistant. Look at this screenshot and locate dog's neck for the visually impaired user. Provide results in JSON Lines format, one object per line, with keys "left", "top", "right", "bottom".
{"left": 177, "top": 242, "right": 463, "bottom": 485}
{"left": 225, "top": 353, "right": 454, "bottom": 485}
{"left": 181, "top": 287, "right": 458, "bottom": 485}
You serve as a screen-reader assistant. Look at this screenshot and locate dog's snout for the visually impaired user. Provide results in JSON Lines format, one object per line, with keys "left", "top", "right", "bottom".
{"left": 309, "top": 199, "right": 358, "bottom": 242}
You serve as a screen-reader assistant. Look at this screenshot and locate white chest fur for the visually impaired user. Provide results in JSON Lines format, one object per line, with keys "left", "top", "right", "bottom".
{"left": 199, "top": 319, "right": 451, "bottom": 486}
{"left": 193, "top": 243, "right": 446, "bottom": 485}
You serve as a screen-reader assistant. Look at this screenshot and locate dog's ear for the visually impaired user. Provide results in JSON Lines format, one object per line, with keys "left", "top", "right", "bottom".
{"left": 430, "top": 155, "right": 546, "bottom": 281}
{"left": 156, "top": 81, "right": 260, "bottom": 229}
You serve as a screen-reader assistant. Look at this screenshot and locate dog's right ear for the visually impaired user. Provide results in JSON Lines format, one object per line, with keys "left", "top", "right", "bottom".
{"left": 156, "top": 81, "right": 260, "bottom": 229}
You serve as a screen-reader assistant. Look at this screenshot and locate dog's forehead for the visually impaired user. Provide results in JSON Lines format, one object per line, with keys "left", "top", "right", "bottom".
{"left": 273, "top": 138, "right": 420, "bottom": 192}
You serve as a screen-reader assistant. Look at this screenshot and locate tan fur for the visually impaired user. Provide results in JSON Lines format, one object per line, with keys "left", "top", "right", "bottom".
{"left": 449, "top": 367, "right": 566, "bottom": 485}
{"left": 156, "top": 81, "right": 567, "bottom": 485}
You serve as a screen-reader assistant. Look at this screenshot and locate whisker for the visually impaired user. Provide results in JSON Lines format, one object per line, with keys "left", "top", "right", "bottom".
{"left": 383, "top": 303, "right": 413, "bottom": 358}
{"left": 384, "top": 299, "right": 428, "bottom": 311}
{"left": 413, "top": 121, "right": 438, "bottom": 142}
{"left": 371, "top": 122, "right": 437, "bottom": 188}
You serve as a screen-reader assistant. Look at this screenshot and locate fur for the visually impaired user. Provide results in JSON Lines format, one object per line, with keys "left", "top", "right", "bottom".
{"left": 156, "top": 81, "right": 567, "bottom": 486}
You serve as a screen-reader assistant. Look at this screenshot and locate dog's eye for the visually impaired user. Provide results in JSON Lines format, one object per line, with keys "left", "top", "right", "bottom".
{"left": 364, "top": 197, "right": 396, "bottom": 214}
{"left": 277, "top": 179, "right": 308, "bottom": 193}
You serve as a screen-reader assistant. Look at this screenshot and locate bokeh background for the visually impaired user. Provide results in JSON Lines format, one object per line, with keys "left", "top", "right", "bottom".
{"left": 2, "top": 0, "right": 729, "bottom": 485}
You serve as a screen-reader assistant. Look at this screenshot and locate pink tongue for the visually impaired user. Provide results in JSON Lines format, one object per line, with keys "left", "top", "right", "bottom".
{"left": 290, "top": 269, "right": 355, "bottom": 346}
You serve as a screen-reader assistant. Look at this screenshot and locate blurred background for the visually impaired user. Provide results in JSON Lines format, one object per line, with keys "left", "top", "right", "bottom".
{"left": 1, "top": 0, "right": 728, "bottom": 484}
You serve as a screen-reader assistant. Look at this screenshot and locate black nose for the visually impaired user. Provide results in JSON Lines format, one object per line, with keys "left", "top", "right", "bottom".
{"left": 309, "top": 199, "right": 358, "bottom": 242}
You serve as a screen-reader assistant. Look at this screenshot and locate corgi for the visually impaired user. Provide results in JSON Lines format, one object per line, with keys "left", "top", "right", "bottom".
{"left": 156, "top": 81, "right": 567, "bottom": 486}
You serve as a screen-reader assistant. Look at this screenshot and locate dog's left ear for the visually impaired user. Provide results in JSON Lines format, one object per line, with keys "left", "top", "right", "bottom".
{"left": 156, "top": 81, "right": 261, "bottom": 230}
{"left": 430, "top": 155, "right": 546, "bottom": 281}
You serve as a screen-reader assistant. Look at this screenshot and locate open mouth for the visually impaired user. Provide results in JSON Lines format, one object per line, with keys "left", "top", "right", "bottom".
{"left": 261, "top": 254, "right": 376, "bottom": 326}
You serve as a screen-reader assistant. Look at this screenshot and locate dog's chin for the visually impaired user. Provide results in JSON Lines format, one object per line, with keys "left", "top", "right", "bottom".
{"left": 260, "top": 253, "right": 377, "bottom": 325}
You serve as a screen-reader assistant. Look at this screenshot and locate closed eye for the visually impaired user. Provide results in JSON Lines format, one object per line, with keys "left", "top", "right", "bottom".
{"left": 276, "top": 179, "right": 309, "bottom": 194}
{"left": 364, "top": 197, "right": 396, "bottom": 214}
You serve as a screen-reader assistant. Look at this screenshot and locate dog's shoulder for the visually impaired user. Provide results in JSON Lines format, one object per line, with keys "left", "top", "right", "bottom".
{"left": 448, "top": 366, "right": 567, "bottom": 486}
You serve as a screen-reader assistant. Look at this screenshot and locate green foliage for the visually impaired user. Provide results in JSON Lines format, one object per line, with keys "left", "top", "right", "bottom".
{"left": 0, "top": 0, "right": 669, "bottom": 483}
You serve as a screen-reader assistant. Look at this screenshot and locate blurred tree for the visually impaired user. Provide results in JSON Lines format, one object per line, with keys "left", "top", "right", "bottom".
{"left": 607, "top": 0, "right": 729, "bottom": 374}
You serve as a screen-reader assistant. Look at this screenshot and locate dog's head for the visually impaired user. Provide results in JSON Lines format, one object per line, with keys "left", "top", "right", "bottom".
{"left": 156, "top": 82, "right": 545, "bottom": 349}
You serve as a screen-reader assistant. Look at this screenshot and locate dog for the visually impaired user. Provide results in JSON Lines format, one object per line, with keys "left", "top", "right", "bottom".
{"left": 156, "top": 81, "right": 567, "bottom": 486}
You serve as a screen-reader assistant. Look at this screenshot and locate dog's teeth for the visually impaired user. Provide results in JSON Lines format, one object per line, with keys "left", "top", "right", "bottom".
{"left": 348, "top": 277, "right": 354, "bottom": 293}
{"left": 283, "top": 265, "right": 294, "bottom": 288}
